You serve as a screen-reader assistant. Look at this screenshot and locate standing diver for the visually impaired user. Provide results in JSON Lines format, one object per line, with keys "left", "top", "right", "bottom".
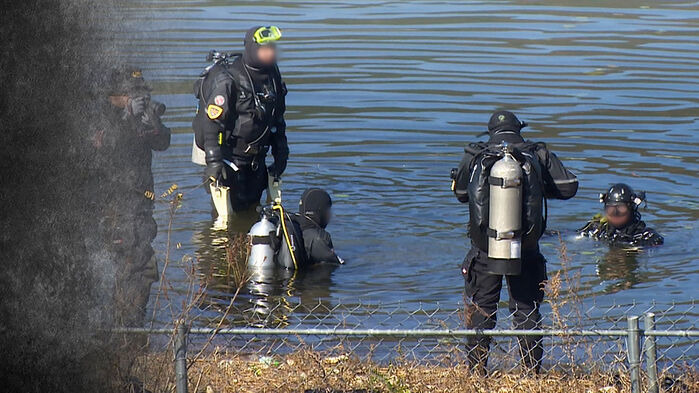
{"left": 192, "top": 26, "right": 289, "bottom": 215}
{"left": 578, "top": 183, "right": 663, "bottom": 247}
{"left": 451, "top": 110, "right": 578, "bottom": 374}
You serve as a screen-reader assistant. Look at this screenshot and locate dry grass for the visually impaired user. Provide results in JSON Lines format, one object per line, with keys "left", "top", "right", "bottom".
{"left": 133, "top": 349, "right": 699, "bottom": 393}
{"left": 225, "top": 232, "right": 252, "bottom": 289}
{"left": 543, "top": 232, "right": 593, "bottom": 368}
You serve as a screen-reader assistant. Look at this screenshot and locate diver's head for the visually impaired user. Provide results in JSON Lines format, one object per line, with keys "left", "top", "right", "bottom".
{"left": 299, "top": 188, "right": 333, "bottom": 229}
{"left": 487, "top": 110, "right": 528, "bottom": 136}
{"left": 243, "top": 25, "right": 282, "bottom": 68}
{"left": 600, "top": 183, "right": 645, "bottom": 228}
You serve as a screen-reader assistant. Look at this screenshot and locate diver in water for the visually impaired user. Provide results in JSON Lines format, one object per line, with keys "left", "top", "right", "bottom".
{"left": 451, "top": 110, "right": 578, "bottom": 374}
{"left": 192, "top": 25, "right": 289, "bottom": 213}
{"left": 248, "top": 188, "right": 343, "bottom": 273}
{"left": 293, "top": 188, "right": 344, "bottom": 266}
{"left": 578, "top": 183, "right": 663, "bottom": 247}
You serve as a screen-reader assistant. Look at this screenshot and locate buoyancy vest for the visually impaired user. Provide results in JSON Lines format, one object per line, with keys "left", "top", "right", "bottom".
{"left": 464, "top": 141, "right": 546, "bottom": 252}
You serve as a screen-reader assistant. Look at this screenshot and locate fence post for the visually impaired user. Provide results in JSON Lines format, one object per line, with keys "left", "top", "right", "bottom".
{"left": 175, "top": 322, "right": 189, "bottom": 393}
{"left": 644, "top": 313, "right": 659, "bottom": 393}
{"left": 627, "top": 316, "right": 641, "bottom": 393}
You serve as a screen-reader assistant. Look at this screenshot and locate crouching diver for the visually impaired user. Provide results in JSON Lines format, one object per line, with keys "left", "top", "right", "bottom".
{"left": 249, "top": 188, "right": 343, "bottom": 271}
{"left": 192, "top": 25, "right": 289, "bottom": 219}
{"left": 451, "top": 111, "right": 578, "bottom": 374}
{"left": 294, "top": 188, "right": 344, "bottom": 266}
{"left": 578, "top": 183, "right": 663, "bottom": 247}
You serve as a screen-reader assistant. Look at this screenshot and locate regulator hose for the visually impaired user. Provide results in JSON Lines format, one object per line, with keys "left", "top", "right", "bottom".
{"left": 272, "top": 203, "right": 298, "bottom": 270}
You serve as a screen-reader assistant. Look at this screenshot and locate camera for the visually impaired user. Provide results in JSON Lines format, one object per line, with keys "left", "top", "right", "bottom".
{"left": 148, "top": 99, "right": 166, "bottom": 117}
{"left": 132, "top": 94, "right": 166, "bottom": 117}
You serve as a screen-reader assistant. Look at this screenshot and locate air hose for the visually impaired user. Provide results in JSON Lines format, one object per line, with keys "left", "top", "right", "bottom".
{"left": 272, "top": 203, "right": 298, "bottom": 270}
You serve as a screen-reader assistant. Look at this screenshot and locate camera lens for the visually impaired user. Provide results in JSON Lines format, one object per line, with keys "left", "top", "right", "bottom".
{"left": 150, "top": 101, "right": 166, "bottom": 117}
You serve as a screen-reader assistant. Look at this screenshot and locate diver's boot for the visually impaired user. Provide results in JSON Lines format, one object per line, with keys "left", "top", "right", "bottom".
{"left": 518, "top": 335, "right": 543, "bottom": 374}
{"left": 267, "top": 175, "right": 282, "bottom": 205}
{"left": 466, "top": 336, "right": 490, "bottom": 375}
{"left": 210, "top": 183, "right": 233, "bottom": 230}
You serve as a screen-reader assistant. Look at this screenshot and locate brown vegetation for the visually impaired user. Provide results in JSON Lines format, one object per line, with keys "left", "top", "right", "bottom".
{"left": 133, "top": 349, "right": 699, "bottom": 393}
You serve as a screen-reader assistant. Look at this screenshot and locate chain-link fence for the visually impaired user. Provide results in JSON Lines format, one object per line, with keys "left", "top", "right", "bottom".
{"left": 120, "top": 299, "right": 697, "bottom": 393}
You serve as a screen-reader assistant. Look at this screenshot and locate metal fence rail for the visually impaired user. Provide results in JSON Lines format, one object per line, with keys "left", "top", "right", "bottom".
{"left": 123, "top": 300, "right": 697, "bottom": 393}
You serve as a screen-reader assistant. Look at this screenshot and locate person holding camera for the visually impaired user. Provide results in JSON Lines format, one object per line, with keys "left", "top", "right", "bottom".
{"left": 91, "top": 65, "right": 170, "bottom": 327}
{"left": 192, "top": 25, "right": 289, "bottom": 212}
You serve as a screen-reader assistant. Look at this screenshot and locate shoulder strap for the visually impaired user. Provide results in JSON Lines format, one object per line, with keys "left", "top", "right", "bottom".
{"left": 464, "top": 141, "right": 488, "bottom": 156}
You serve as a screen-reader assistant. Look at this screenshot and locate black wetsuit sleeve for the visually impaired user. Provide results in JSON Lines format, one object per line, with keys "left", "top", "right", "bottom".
{"left": 453, "top": 151, "right": 475, "bottom": 203}
{"left": 308, "top": 230, "right": 342, "bottom": 265}
{"left": 202, "top": 73, "right": 235, "bottom": 165}
{"left": 535, "top": 145, "right": 578, "bottom": 200}
{"left": 145, "top": 116, "right": 171, "bottom": 152}
{"left": 270, "top": 80, "right": 289, "bottom": 176}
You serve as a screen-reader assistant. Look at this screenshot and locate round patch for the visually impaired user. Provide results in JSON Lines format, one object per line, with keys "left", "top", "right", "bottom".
{"left": 214, "top": 95, "right": 225, "bottom": 106}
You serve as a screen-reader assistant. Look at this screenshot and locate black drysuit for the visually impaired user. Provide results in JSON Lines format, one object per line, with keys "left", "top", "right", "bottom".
{"left": 293, "top": 214, "right": 343, "bottom": 267}
{"left": 91, "top": 103, "right": 171, "bottom": 327}
{"left": 192, "top": 54, "right": 289, "bottom": 211}
{"left": 453, "top": 131, "right": 578, "bottom": 372}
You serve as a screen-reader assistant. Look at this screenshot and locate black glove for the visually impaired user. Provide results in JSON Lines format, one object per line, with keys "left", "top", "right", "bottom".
{"left": 205, "top": 161, "right": 226, "bottom": 181}
{"left": 267, "top": 163, "right": 282, "bottom": 179}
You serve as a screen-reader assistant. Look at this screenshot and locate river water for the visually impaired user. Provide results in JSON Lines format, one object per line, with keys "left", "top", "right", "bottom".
{"left": 132, "top": 1, "right": 698, "bottom": 334}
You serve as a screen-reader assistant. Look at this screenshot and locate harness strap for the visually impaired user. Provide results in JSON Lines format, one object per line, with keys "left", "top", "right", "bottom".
{"left": 488, "top": 175, "right": 521, "bottom": 188}
{"left": 251, "top": 235, "right": 272, "bottom": 245}
{"left": 487, "top": 228, "right": 523, "bottom": 240}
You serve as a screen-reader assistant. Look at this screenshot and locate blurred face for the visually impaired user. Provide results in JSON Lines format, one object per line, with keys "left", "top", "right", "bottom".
{"left": 605, "top": 203, "right": 632, "bottom": 227}
{"left": 325, "top": 207, "right": 333, "bottom": 225}
{"left": 108, "top": 95, "right": 129, "bottom": 108}
{"left": 257, "top": 45, "right": 277, "bottom": 65}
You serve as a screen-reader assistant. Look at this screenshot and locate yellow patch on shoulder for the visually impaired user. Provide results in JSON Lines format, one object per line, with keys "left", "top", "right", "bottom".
{"left": 206, "top": 104, "right": 223, "bottom": 119}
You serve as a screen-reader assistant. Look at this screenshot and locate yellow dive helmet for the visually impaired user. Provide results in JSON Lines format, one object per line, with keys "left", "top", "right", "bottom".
{"left": 253, "top": 26, "right": 282, "bottom": 45}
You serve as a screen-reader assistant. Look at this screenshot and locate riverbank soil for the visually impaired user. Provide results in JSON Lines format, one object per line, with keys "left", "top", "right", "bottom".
{"left": 134, "top": 350, "right": 698, "bottom": 393}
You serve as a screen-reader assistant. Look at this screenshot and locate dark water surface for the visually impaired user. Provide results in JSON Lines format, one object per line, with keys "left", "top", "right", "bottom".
{"left": 133, "top": 1, "right": 698, "bottom": 330}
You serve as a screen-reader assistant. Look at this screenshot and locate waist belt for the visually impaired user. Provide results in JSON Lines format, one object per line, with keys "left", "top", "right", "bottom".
{"left": 229, "top": 154, "right": 267, "bottom": 171}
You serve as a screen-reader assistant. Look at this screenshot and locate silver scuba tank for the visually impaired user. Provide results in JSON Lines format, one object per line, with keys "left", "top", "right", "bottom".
{"left": 487, "top": 144, "right": 523, "bottom": 275}
{"left": 247, "top": 212, "right": 277, "bottom": 269}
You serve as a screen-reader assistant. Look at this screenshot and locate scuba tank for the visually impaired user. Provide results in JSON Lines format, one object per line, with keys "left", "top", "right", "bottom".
{"left": 247, "top": 207, "right": 278, "bottom": 269}
{"left": 487, "top": 143, "right": 523, "bottom": 275}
